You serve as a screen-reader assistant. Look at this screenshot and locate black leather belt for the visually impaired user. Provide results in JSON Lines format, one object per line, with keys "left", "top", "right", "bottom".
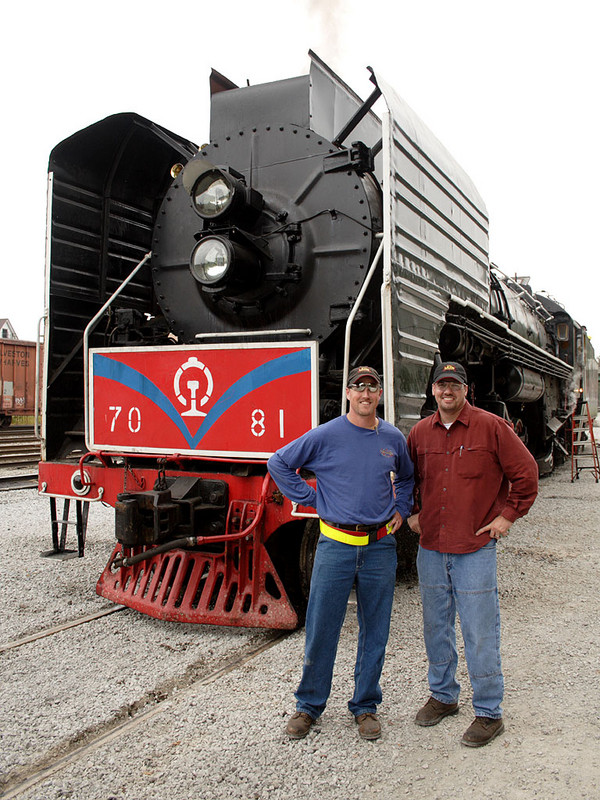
{"left": 322, "top": 519, "right": 384, "bottom": 534}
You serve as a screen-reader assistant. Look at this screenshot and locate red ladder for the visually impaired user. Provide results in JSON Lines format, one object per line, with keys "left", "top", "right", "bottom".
{"left": 571, "top": 401, "right": 599, "bottom": 483}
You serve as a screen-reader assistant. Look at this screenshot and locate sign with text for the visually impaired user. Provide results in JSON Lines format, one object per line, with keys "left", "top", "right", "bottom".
{"left": 89, "top": 342, "right": 318, "bottom": 458}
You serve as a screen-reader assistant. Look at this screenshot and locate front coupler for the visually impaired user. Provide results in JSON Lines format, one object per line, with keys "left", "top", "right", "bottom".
{"left": 96, "top": 473, "right": 298, "bottom": 629}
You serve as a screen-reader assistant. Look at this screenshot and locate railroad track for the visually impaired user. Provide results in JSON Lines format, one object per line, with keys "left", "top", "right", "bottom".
{"left": 0, "top": 605, "right": 127, "bottom": 654}
{"left": 0, "top": 426, "right": 41, "bottom": 468}
{"left": 1, "top": 622, "right": 291, "bottom": 798}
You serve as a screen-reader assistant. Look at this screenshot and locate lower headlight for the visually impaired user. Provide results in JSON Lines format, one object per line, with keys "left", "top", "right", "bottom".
{"left": 190, "top": 238, "right": 231, "bottom": 285}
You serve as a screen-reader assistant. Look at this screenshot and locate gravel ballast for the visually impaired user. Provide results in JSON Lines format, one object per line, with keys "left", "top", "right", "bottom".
{"left": 1, "top": 443, "right": 599, "bottom": 799}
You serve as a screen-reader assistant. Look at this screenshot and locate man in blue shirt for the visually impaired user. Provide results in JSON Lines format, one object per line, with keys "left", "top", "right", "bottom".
{"left": 267, "top": 366, "right": 414, "bottom": 740}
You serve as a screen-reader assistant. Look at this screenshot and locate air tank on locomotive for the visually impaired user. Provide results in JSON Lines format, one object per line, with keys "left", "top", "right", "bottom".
{"left": 489, "top": 274, "right": 549, "bottom": 405}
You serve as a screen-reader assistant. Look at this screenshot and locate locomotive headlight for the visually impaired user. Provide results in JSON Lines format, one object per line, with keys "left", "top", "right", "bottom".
{"left": 190, "top": 238, "right": 232, "bottom": 284}
{"left": 183, "top": 159, "right": 264, "bottom": 224}
{"left": 192, "top": 171, "right": 235, "bottom": 218}
{"left": 189, "top": 235, "right": 262, "bottom": 291}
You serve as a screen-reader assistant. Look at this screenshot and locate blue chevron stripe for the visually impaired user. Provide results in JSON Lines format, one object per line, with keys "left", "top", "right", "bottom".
{"left": 93, "top": 348, "right": 311, "bottom": 449}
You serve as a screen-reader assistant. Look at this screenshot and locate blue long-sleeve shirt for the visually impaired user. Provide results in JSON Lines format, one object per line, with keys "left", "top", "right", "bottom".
{"left": 267, "top": 415, "right": 414, "bottom": 525}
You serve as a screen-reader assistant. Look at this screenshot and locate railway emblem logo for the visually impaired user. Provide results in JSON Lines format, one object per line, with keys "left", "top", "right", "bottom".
{"left": 174, "top": 357, "right": 214, "bottom": 417}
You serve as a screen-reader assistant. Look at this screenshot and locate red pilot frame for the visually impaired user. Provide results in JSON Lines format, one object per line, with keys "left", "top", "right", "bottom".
{"left": 40, "top": 342, "right": 318, "bottom": 629}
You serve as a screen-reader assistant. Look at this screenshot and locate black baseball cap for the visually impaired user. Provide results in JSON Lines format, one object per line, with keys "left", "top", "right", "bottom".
{"left": 432, "top": 362, "right": 468, "bottom": 384}
{"left": 347, "top": 366, "right": 382, "bottom": 386}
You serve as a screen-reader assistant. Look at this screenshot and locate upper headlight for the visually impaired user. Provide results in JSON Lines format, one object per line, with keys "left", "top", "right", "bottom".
{"left": 192, "top": 171, "right": 234, "bottom": 218}
{"left": 183, "top": 160, "right": 264, "bottom": 224}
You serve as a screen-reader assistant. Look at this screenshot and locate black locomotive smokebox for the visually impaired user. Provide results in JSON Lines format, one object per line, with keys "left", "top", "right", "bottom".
{"left": 152, "top": 122, "right": 381, "bottom": 344}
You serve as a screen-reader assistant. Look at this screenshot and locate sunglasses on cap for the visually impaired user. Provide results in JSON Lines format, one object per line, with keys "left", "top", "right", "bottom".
{"left": 348, "top": 382, "right": 381, "bottom": 394}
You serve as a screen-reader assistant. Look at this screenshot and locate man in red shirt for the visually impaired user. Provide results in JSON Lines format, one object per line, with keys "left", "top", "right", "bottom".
{"left": 407, "top": 361, "right": 538, "bottom": 746}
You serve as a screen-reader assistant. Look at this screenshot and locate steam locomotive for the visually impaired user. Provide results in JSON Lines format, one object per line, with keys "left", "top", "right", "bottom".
{"left": 39, "top": 52, "right": 597, "bottom": 629}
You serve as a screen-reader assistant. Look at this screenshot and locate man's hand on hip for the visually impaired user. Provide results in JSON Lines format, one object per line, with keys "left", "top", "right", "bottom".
{"left": 476, "top": 515, "right": 512, "bottom": 539}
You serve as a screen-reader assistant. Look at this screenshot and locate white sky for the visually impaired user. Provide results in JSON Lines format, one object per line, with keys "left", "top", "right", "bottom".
{"left": 2, "top": 0, "right": 598, "bottom": 349}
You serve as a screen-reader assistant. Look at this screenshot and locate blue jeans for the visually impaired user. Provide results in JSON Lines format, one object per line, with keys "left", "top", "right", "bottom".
{"left": 417, "top": 541, "right": 503, "bottom": 719}
{"left": 295, "top": 533, "right": 397, "bottom": 719}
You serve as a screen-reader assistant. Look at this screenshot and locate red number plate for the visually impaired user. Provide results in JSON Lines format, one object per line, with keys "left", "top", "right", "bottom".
{"left": 89, "top": 342, "right": 318, "bottom": 458}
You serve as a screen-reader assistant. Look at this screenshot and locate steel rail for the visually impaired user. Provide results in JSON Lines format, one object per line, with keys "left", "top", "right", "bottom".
{"left": 0, "top": 606, "right": 127, "bottom": 654}
{"left": 1, "top": 629, "right": 291, "bottom": 799}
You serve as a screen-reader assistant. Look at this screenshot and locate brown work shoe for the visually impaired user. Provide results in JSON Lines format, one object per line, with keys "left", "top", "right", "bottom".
{"left": 285, "top": 711, "right": 315, "bottom": 739}
{"left": 355, "top": 712, "right": 381, "bottom": 740}
{"left": 414, "top": 696, "right": 459, "bottom": 727}
{"left": 461, "top": 716, "right": 504, "bottom": 747}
